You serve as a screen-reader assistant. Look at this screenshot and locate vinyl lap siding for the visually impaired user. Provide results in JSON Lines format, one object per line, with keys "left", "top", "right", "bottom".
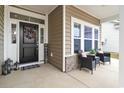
{"left": 65, "top": 6, "right": 100, "bottom": 55}
{"left": 48, "top": 6, "right": 63, "bottom": 70}
{"left": 0, "top": 5, "right": 4, "bottom": 74}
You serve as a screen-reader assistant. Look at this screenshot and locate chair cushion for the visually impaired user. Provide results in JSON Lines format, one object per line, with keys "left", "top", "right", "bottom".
{"left": 104, "top": 56, "right": 110, "bottom": 62}
{"left": 81, "top": 53, "right": 87, "bottom": 57}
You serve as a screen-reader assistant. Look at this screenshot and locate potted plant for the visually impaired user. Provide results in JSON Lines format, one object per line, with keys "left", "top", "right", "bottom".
{"left": 89, "top": 49, "right": 96, "bottom": 55}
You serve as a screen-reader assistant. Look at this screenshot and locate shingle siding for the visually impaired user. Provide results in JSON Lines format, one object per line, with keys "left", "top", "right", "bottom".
{"left": 0, "top": 5, "right": 4, "bottom": 74}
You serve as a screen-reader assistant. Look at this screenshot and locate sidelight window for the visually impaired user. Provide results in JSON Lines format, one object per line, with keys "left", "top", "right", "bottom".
{"left": 40, "top": 28, "right": 44, "bottom": 43}
{"left": 11, "top": 24, "right": 16, "bottom": 44}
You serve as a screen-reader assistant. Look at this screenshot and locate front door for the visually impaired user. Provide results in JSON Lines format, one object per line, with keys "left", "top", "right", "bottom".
{"left": 20, "top": 22, "right": 38, "bottom": 64}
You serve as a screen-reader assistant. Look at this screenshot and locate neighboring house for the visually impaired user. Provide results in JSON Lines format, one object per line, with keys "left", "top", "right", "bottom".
{"left": 0, "top": 5, "right": 119, "bottom": 74}
{"left": 101, "top": 21, "right": 119, "bottom": 53}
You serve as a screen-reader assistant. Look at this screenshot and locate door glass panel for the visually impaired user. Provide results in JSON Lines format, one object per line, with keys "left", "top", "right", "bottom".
{"left": 40, "top": 28, "right": 44, "bottom": 43}
{"left": 11, "top": 24, "right": 16, "bottom": 43}
{"left": 23, "top": 25, "right": 37, "bottom": 44}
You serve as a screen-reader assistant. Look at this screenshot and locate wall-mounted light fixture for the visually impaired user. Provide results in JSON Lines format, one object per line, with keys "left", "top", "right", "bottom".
{"left": 101, "top": 38, "right": 107, "bottom": 46}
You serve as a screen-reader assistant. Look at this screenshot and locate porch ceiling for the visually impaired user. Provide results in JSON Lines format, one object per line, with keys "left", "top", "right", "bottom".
{"left": 75, "top": 5, "right": 119, "bottom": 21}
{"left": 17, "top": 5, "right": 57, "bottom": 14}
{"left": 16, "top": 5, "right": 119, "bottom": 22}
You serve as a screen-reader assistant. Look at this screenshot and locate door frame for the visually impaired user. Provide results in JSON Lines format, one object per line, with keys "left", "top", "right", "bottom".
{"left": 18, "top": 20, "right": 45, "bottom": 64}
{"left": 19, "top": 22, "right": 39, "bottom": 64}
{"left": 11, "top": 19, "right": 45, "bottom": 65}
{"left": 4, "top": 6, "right": 48, "bottom": 66}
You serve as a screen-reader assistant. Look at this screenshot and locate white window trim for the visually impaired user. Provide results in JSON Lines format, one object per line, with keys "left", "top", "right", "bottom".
{"left": 71, "top": 17, "right": 100, "bottom": 55}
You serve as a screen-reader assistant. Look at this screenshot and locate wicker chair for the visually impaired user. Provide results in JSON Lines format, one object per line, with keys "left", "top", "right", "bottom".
{"left": 78, "top": 54, "right": 96, "bottom": 74}
{"left": 96, "top": 52, "right": 111, "bottom": 65}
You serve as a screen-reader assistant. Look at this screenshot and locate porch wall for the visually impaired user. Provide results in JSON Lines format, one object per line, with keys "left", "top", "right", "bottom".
{"left": 48, "top": 6, "right": 63, "bottom": 70}
{"left": 65, "top": 5, "right": 100, "bottom": 55}
{"left": 65, "top": 55, "right": 79, "bottom": 72}
{"left": 65, "top": 5, "right": 100, "bottom": 72}
{"left": 0, "top": 5, "right": 4, "bottom": 73}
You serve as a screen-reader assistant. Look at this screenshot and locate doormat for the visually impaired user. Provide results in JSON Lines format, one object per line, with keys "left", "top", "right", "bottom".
{"left": 21, "top": 64, "right": 40, "bottom": 70}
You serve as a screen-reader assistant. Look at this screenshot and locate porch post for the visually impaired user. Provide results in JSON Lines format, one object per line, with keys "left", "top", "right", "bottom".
{"left": 62, "top": 5, "right": 66, "bottom": 72}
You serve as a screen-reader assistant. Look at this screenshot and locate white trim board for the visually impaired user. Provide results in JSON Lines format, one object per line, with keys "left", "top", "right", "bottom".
{"left": 62, "top": 5, "right": 66, "bottom": 72}
{"left": 19, "top": 61, "right": 44, "bottom": 68}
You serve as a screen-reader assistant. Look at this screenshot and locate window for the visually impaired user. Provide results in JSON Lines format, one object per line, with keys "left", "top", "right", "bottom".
{"left": 84, "top": 40, "right": 92, "bottom": 51}
{"left": 94, "top": 29, "right": 98, "bottom": 50}
{"left": 11, "top": 24, "right": 16, "bottom": 43}
{"left": 40, "top": 28, "right": 44, "bottom": 43}
{"left": 94, "top": 29, "right": 98, "bottom": 39}
{"left": 74, "top": 23, "right": 81, "bottom": 53}
{"left": 74, "top": 39, "right": 81, "bottom": 53}
{"left": 72, "top": 17, "right": 99, "bottom": 54}
{"left": 74, "top": 23, "right": 81, "bottom": 38}
{"left": 84, "top": 26, "right": 92, "bottom": 39}
{"left": 84, "top": 26, "right": 92, "bottom": 51}
{"left": 95, "top": 40, "right": 98, "bottom": 50}
{"left": 10, "top": 12, "right": 45, "bottom": 24}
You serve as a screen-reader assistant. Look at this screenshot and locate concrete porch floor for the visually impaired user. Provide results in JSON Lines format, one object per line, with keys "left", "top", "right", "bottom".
{"left": 0, "top": 58, "right": 118, "bottom": 88}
